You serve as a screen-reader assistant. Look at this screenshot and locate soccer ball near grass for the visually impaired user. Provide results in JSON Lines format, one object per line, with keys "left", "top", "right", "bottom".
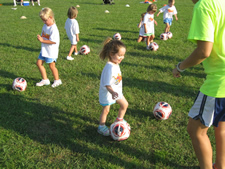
{"left": 149, "top": 42, "right": 159, "bottom": 51}
{"left": 167, "top": 32, "right": 173, "bottom": 39}
{"left": 12, "top": 77, "right": 27, "bottom": 92}
{"left": 110, "top": 120, "right": 130, "bottom": 141}
{"left": 80, "top": 45, "right": 90, "bottom": 55}
{"left": 113, "top": 33, "right": 122, "bottom": 40}
{"left": 160, "top": 33, "right": 168, "bottom": 40}
{"left": 153, "top": 102, "right": 172, "bottom": 120}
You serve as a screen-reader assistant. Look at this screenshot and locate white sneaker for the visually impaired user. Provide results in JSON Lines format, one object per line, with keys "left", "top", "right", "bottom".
{"left": 67, "top": 56, "right": 74, "bottom": 60}
{"left": 36, "top": 79, "right": 50, "bottom": 87}
{"left": 74, "top": 52, "right": 78, "bottom": 55}
{"left": 51, "top": 79, "right": 62, "bottom": 88}
{"left": 146, "top": 46, "right": 150, "bottom": 50}
{"left": 32, "top": 2, "right": 34, "bottom": 6}
{"left": 38, "top": 3, "right": 40, "bottom": 6}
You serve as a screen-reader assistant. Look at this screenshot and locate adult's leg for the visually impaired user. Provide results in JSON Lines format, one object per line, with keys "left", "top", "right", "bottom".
{"left": 187, "top": 118, "right": 212, "bottom": 169}
{"left": 214, "top": 121, "right": 225, "bottom": 169}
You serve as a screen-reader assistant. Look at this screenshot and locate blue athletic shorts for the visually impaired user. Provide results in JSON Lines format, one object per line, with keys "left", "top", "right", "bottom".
{"left": 189, "top": 91, "right": 225, "bottom": 127}
{"left": 38, "top": 53, "right": 57, "bottom": 63}
{"left": 100, "top": 101, "right": 116, "bottom": 106}
{"left": 164, "top": 18, "right": 172, "bottom": 26}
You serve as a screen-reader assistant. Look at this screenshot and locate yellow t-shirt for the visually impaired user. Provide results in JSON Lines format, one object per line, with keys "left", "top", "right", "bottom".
{"left": 188, "top": 0, "right": 225, "bottom": 97}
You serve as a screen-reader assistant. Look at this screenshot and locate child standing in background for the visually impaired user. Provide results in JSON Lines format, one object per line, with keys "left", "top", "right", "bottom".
{"left": 36, "top": 7, "right": 62, "bottom": 88}
{"left": 98, "top": 38, "right": 129, "bottom": 136}
{"left": 137, "top": 12, "right": 147, "bottom": 43}
{"left": 157, "top": 0, "right": 178, "bottom": 33}
{"left": 143, "top": 4, "right": 157, "bottom": 50}
{"left": 65, "top": 6, "right": 80, "bottom": 61}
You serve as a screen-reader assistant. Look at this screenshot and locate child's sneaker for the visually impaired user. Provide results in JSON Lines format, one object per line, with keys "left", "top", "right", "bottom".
{"left": 67, "top": 56, "right": 74, "bottom": 60}
{"left": 36, "top": 79, "right": 50, "bottom": 86}
{"left": 146, "top": 46, "right": 150, "bottom": 50}
{"left": 74, "top": 52, "right": 78, "bottom": 55}
{"left": 51, "top": 79, "right": 62, "bottom": 88}
{"left": 97, "top": 126, "right": 110, "bottom": 136}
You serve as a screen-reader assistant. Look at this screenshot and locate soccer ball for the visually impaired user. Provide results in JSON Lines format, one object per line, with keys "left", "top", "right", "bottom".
{"left": 12, "top": 77, "right": 27, "bottom": 92}
{"left": 160, "top": 33, "right": 168, "bottom": 40}
{"left": 149, "top": 42, "right": 159, "bottom": 51}
{"left": 153, "top": 102, "right": 172, "bottom": 120}
{"left": 80, "top": 45, "right": 90, "bottom": 55}
{"left": 113, "top": 33, "right": 122, "bottom": 40}
{"left": 167, "top": 32, "right": 173, "bottom": 39}
{"left": 110, "top": 120, "right": 130, "bottom": 141}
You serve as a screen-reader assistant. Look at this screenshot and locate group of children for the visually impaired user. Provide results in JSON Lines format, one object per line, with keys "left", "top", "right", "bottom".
{"left": 36, "top": 6, "right": 80, "bottom": 88}
{"left": 137, "top": 0, "right": 178, "bottom": 49}
{"left": 35, "top": 1, "right": 225, "bottom": 168}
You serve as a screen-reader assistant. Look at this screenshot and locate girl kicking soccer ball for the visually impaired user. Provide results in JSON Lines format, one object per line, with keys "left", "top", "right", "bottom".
{"left": 98, "top": 38, "right": 129, "bottom": 136}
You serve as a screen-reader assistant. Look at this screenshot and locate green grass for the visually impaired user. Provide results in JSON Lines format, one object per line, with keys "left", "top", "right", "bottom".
{"left": 0, "top": 0, "right": 215, "bottom": 168}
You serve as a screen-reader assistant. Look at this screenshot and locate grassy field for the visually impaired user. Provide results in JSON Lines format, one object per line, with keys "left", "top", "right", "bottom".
{"left": 0, "top": 0, "right": 215, "bottom": 168}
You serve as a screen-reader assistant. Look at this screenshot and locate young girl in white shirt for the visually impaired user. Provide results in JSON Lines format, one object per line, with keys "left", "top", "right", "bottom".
{"left": 98, "top": 38, "right": 129, "bottom": 136}
{"left": 36, "top": 7, "right": 62, "bottom": 88}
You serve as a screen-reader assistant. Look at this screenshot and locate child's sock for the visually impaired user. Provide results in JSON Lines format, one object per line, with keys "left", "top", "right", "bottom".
{"left": 116, "top": 117, "right": 123, "bottom": 121}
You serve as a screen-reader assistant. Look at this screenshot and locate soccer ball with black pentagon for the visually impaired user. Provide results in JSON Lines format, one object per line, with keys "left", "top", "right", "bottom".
{"left": 12, "top": 77, "right": 27, "bottom": 92}
{"left": 153, "top": 102, "right": 172, "bottom": 120}
{"left": 110, "top": 120, "right": 130, "bottom": 141}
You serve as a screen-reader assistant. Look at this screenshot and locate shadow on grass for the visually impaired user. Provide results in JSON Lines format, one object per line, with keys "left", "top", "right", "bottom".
{"left": 0, "top": 92, "right": 199, "bottom": 168}
{"left": 122, "top": 61, "right": 206, "bottom": 79}
{"left": 0, "top": 42, "right": 40, "bottom": 52}
{"left": 123, "top": 77, "right": 197, "bottom": 98}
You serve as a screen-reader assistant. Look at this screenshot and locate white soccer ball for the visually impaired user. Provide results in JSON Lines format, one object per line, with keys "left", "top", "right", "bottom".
{"left": 153, "top": 102, "right": 172, "bottom": 120}
{"left": 110, "top": 120, "right": 130, "bottom": 141}
{"left": 149, "top": 42, "right": 159, "bottom": 51}
{"left": 113, "top": 33, "right": 122, "bottom": 40}
{"left": 80, "top": 45, "right": 90, "bottom": 55}
{"left": 12, "top": 77, "right": 27, "bottom": 92}
{"left": 167, "top": 32, "right": 173, "bottom": 39}
{"left": 160, "top": 33, "right": 168, "bottom": 40}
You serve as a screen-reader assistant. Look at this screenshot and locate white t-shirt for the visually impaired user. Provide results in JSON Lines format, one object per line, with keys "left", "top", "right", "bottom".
{"left": 99, "top": 62, "right": 123, "bottom": 105}
{"left": 65, "top": 18, "right": 80, "bottom": 45}
{"left": 143, "top": 13, "right": 155, "bottom": 34}
{"left": 41, "top": 23, "right": 60, "bottom": 58}
{"left": 159, "top": 5, "right": 177, "bottom": 20}
{"left": 138, "top": 21, "right": 146, "bottom": 36}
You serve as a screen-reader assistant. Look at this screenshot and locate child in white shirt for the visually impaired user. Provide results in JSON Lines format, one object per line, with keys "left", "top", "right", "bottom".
{"left": 157, "top": 0, "right": 178, "bottom": 33}
{"left": 65, "top": 6, "right": 80, "bottom": 61}
{"left": 36, "top": 7, "right": 62, "bottom": 88}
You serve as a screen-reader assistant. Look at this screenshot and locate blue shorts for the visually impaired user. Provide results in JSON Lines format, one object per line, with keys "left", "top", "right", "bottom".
{"left": 189, "top": 91, "right": 225, "bottom": 127}
{"left": 38, "top": 53, "right": 57, "bottom": 63}
{"left": 100, "top": 101, "right": 116, "bottom": 106}
{"left": 164, "top": 18, "right": 172, "bottom": 26}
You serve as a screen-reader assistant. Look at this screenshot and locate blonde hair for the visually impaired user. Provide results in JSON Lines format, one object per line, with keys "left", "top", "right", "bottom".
{"left": 100, "top": 37, "right": 126, "bottom": 60}
{"left": 147, "top": 4, "right": 157, "bottom": 13}
{"left": 67, "top": 6, "right": 78, "bottom": 19}
{"left": 39, "top": 7, "right": 55, "bottom": 23}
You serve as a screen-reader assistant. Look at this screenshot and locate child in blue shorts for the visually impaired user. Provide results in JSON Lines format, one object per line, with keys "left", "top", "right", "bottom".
{"left": 157, "top": 0, "right": 178, "bottom": 33}
{"left": 36, "top": 7, "right": 62, "bottom": 88}
{"left": 98, "top": 38, "right": 128, "bottom": 136}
